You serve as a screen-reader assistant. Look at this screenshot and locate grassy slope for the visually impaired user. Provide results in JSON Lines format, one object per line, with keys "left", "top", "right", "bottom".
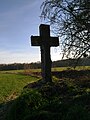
{"left": 7, "top": 72, "right": 90, "bottom": 120}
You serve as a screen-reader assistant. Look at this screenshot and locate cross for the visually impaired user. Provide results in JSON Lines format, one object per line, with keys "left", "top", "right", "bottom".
{"left": 31, "top": 24, "right": 59, "bottom": 82}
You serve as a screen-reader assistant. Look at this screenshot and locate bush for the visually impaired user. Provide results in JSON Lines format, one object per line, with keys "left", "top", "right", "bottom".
{"left": 7, "top": 89, "right": 47, "bottom": 120}
{"left": 7, "top": 83, "right": 90, "bottom": 120}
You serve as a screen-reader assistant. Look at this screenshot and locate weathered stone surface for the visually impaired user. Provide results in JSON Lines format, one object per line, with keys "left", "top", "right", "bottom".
{"left": 31, "top": 24, "right": 59, "bottom": 82}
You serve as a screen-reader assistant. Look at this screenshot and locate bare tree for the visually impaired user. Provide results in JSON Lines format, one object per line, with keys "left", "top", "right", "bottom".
{"left": 41, "top": 0, "right": 90, "bottom": 59}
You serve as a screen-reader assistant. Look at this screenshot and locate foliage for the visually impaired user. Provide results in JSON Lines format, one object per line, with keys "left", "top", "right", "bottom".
{"left": 7, "top": 78, "right": 90, "bottom": 120}
{"left": 7, "top": 89, "right": 48, "bottom": 120}
{"left": 52, "top": 58, "right": 90, "bottom": 68}
{"left": 63, "top": 105, "right": 90, "bottom": 120}
{"left": 41, "top": 0, "right": 90, "bottom": 59}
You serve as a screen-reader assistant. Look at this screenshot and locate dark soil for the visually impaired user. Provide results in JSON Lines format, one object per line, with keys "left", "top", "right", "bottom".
{"left": 52, "top": 70, "right": 90, "bottom": 79}
{"left": 30, "top": 70, "right": 90, "bottom": 79}
{"left": 24, "top": 70, "right": 90, "bottom": 89}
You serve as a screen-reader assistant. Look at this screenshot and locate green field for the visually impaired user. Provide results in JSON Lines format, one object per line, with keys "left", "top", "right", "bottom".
{"left": 0, "top": 73, "right": 39, "bottom": 103}
{"left": 52, "top": 66, "right": 90, "bottom": 71}
{"left": 1, "top": 66, "right": 90, "bottom": 74}
{"left": 0, "top": 67, "right": 90, "bottom": 120}
{"left": 0, "top": 66, "right": 90, "bottom": 103}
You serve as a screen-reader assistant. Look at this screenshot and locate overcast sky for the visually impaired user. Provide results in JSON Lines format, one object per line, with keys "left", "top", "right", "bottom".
{"left": 0, "top": 0, "right": 61, "bottom": 64}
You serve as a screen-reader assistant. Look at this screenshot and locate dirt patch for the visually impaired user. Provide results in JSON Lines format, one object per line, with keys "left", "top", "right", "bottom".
{"left": 52, "top": 70, "right": 90, "bottom": 79}
{"left": 28, "top": 70, "right": 90, "bottom": 79}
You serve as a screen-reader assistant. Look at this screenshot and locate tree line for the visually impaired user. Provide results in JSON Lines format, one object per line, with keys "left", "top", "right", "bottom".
{"left": 0, "top": 58, "right": 90, "bottom": 71}
{"left": 0, "top": 62, "right": 41, "bottom": 71}
{"left": 52, "top": 58, "right": 90, "bottom": 68}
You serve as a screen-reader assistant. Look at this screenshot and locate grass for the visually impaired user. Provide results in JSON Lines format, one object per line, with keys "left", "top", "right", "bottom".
{"left": 0, "top": 69, "right": 41, "bottom": 74}
{"left": 52, "top": 66, "right": 90, "bottom": 71}
{"left": 0, "top": 73, "right": 39, "bottom": 103}
{"left": 7, "top": 80, "right": 90, "bottom": 120}
{"left": 0, "top": 66, "right": 90, "bottom": 103}
{"left": 0, "top": 66, "right": 90, "bottom": 120}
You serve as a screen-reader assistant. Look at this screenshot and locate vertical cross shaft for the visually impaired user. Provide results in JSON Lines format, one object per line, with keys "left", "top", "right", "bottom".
{"left": 40, "top": 25, "right": 52, "bottom": 82}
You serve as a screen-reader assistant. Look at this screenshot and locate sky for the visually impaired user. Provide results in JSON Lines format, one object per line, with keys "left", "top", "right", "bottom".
{"left": 0, "top": 0, "right": 61, "bottom": 64}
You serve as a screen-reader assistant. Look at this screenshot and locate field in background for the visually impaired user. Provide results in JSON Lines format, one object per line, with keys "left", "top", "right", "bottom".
{"left": 52, "top": 66, "right": 90, "bottom": 71}
{"left": 0, "top": 66, "right": 90, "bottom": 74}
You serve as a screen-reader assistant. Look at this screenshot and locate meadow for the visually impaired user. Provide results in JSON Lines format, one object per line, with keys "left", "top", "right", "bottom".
{"left": 0, "top": 73, "right": 39, "bottom": 103}
{"left": 0, "top": 66, "right": 90, "bottom": 103}
{"left": 0, "top": 66, "right": 90, "bottom": 120}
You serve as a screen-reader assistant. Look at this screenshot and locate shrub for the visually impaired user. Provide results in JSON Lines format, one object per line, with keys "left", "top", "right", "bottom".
{"left": 7, "top": 89, "right": 47, "bottom": 120}
{"left": 7, "top": 82, "right": 90, "bottom": 120}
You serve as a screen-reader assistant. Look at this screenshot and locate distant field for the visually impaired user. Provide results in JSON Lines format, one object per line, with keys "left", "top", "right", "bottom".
{"left": 0, "top": 66, "right": 90, "bottom": 74}
{"left": 52, "top": 66, "right": 90, "bottom": 71}
{"left": 0, "top": 73, "right": 39, "bottom": 103}
{"left": 0, "top": 69, "right": 41, "bottom": 74}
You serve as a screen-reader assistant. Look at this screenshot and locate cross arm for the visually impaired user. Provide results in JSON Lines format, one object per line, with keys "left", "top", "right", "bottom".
{"left": 31, "top": 36, "right": 41, "bottom": 46}
{"left": 50, "top": 37, "right": 59, "bottom": 47}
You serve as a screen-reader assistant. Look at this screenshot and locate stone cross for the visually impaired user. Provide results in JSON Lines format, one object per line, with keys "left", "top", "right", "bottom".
{"left": 31, "top": 24, "right": 59, "bottom": 82}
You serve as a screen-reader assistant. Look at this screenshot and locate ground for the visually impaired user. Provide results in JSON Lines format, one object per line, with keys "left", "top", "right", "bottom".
{"left": 0, "top": 69, "right": 90, "bottom": 120}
